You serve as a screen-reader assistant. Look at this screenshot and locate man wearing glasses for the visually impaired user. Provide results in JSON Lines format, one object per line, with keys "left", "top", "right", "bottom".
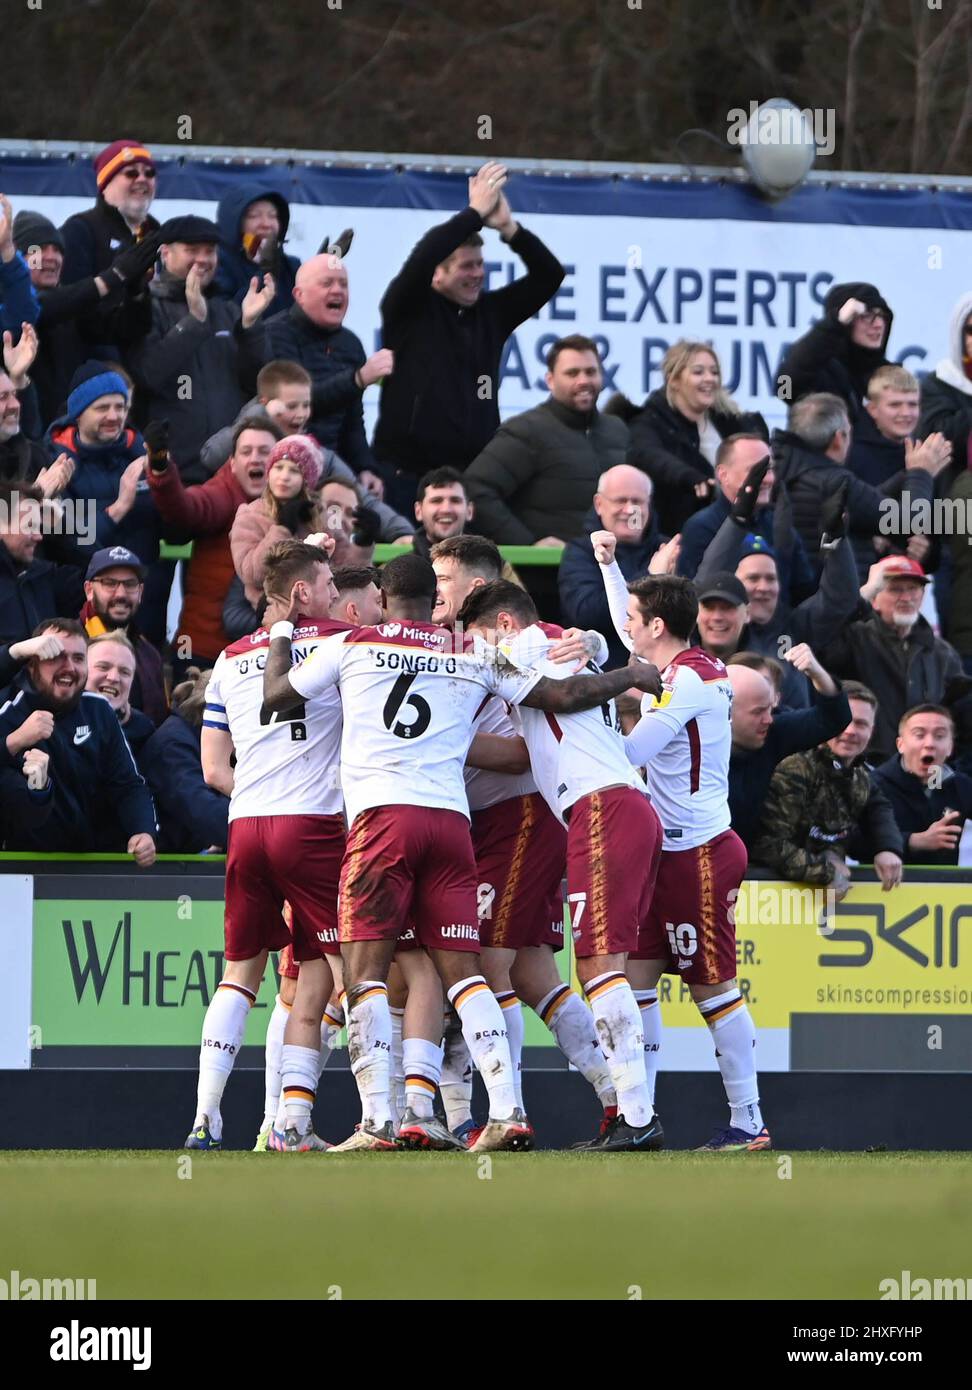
{"left": 60, "top": 140, "right": 161, "bottom": 287}
{"left": 776, "top": 280, "right": 894, "bottom": 422}
{"left": 80, "top": 546, "right": 167, "bottom": 726}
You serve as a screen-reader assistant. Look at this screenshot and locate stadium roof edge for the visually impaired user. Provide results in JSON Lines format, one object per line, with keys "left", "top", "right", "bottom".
{"left": 0, "top": 139, "right": 970, "bottom": 192}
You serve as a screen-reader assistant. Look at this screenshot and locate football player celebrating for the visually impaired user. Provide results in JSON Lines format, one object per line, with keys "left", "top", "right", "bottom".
{"left": 433, "top": 535, "right": 618, "bottom": 1141}
{"left": 262, "top": 554, "right": 662, "bottom": 1151}
{"left": 594, "top": 532, "right": 768, "bottom": 1152}
{"left": 187, "top": 541, "right": 348, "bottom": 1152}
{"left": 458, "top": 580, "right": 667, "bottom": 1153}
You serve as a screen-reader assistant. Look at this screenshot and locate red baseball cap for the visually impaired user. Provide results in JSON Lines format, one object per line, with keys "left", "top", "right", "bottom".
{"left": 881, "top": 556, "right": 930, "bottom": 584}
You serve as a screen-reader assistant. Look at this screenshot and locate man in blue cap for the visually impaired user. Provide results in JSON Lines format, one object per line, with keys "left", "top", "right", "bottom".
{"left": 80, "top": 545, "right": 166, "bottom": 726}
{"left": 125, "top": 215, "right": 275, "bottom": 484}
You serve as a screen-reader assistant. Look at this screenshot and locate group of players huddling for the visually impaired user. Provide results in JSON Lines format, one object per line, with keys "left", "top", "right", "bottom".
{"left": 186, "top": 527, "right": 768, "bottom": 1154}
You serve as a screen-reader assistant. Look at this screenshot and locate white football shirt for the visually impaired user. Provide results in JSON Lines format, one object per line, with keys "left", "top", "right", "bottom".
{"left": 465, "top": 696, "right": 539, "bottom": 813}
{"left": 289, "top": 620, "right": 542, "bottom": 826}
{"left": 204, "top": 618, "right": 348, "bottom": 822}
{"left": 624, "top": 646, "right": 732, "bottom": 850}
{"left": 497, "top": 622, "right": 647, "bottom": 828}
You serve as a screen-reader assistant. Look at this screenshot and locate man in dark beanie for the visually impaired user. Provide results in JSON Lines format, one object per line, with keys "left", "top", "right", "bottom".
{"left": 776, "top": 281, "right": 893, "bottom": 422}
{"left": 59, "top": 140, "right": 161, "bottom": 287}
{"left": 14, "top": 209, "right": 159, "bottom": 426}
{"left": 126, "top": 215, "right": 274, "bottom": 483}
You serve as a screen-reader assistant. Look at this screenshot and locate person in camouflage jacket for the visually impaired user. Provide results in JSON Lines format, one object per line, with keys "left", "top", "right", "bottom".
{"left": 751, "top": 680, "right": 904, "bottom": 893}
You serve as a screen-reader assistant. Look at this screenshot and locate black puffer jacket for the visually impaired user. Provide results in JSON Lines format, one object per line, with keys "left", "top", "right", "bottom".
{"left": 463, "top": 398, "right": 628, "bottom": 544}
{"left": 617, "top": 389, "right": 767, "bottom": 536}
{"left": 0, "top": 543, "right": 85, "bottom": 688}
{"left": 59, "top": 198, "right": 160, "bottom": 286}
{"left": 264, "top": 307, "right": 371, "bottom": 474}
{"left": 126, "top": 270, "right": 269, "bottom": 484}
{"left": 823, "top": 608, "right": 972, "bottom": 765}
{"left": 776, "top": 280, "right": 892, "bottom": 421}
{"left": 772, "top": 428, "right": 933, "bottom": 578}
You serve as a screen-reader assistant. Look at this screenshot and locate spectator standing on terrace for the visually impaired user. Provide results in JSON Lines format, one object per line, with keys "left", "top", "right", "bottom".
{"left": 13, "top": 208, "right": 159, "bottom": 426}
{"left": 59, "top": 141, "right": 161, "bottom": 286}
{"left": 0, "top": 481, "right": 83, "bottom": 690}
{"left": 84, "top": 629, "right": 155, "bottom": 756}
{"left": 560, "top": 466, "right": 677, "bottom": 669}
{"left": 726, "top": 650, "right": 852, "bottom": 851}
{"left": 126, "top": 215, "right": 275, "bottom": 485}
{"left": 464, "top": 336, "right": 626, "bottom": 546}
{"left": 80, "top": 546, "right": 166, "bottom": 726}
{"left": 823, "top": 555, "right": 972, "bottom": 765}
{"left": 612, "top": 339, "right": 767, "bottom": 537}
{"left": 0, "top": 617, "right": 157, "bottom": 858}
{"left": 772, "top": 392, "right": 944, "bottom": 581}
{"left": 919, "top": 292, "right": 972, "bottom": 464}
{"left": 0, "top": 194, "right": 40, "bottom": 340}
{"left": 871, "top": 705, "right": 972, "bottom": 867}
{"left": 751, "top": 681, "right": 904, "bottom": 897}
{"left": 265, "top": 251, "right": 391, "bottom": 491}
{"left": 775, "top": 281, "right": 892, "bottom": 421}
{"left": 373, "top": 161, "right": 565, "bottom": 510}
{"left": 213, "top": 182, "right": 300, "bottom": 318}
{"left": 146, "top": 417, "right": 281, "bottom": 672}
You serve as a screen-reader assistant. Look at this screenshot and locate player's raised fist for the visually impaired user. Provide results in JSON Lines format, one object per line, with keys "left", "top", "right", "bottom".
{"left": 590, "top": 530, "right": 616, "bottom": 565}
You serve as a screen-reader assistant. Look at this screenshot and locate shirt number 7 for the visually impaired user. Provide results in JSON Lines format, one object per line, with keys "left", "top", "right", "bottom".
{"left": 567, "top": 891, "right": 587, "bottom": 940}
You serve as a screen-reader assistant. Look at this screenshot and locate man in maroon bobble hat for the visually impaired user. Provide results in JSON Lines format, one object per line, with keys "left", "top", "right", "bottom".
{"left": 59, "top": 140, "right": 161, "bottom": 287}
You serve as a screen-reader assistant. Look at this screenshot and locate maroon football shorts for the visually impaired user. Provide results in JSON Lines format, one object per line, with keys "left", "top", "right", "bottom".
{"left": 565, "top": 787, "right": 662, "bottom": 958}
{"left": 471, "top": 792, "right": 566, "bottom": 951}
{"left": 277, "top": 939, "right": 299, "bottom": 980}
{"left": 338, "top": 805, "right": 480, "bottom": 953}
{"left": 224, "top": 814, "right": 345, "bottom": 962}
{"left": 633, "top": 828, "right": 748, "bottom": 984}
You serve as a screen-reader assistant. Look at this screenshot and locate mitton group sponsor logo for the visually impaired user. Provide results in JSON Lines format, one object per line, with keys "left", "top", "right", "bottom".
{"left": 376, "top": 620, "right": 449, "bottom": 648}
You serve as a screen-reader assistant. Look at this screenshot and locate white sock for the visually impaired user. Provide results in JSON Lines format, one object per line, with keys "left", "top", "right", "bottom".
{"left": 535, "top": 983, "right": 616, "bottom": 1108}
{"left": 346, "top": 981, "right": 392, "bottom": 1130}
{"left": 318, "top": 999, "right": 344, "bottom": 1079}
{"left": 403, "top": 1036, "right": 443, "bottom": 1120}
{"left": 495, "top": 991, "right": 525, "bottom": 1110}
{"left": 262, "top": 995, "right": 289, "bottom": 1128}
{"left": 440, "top": 1012, "right": 474, "bottom": 1130}
{"left": 583, "top": 973, "right": 652, "bottom": 1128}
{"left": 633, "top": 989, "right": 662, "bottom": 1106}
{"left": 390, "top": 1006, "right": 405, "bottom": 1126}
{"left": 281, "top": 1043, "right": 319, "bottom": 1136}
{"left": 698, "top": 989, "right": 763, "bottom": 1134}
{"left": 194, "top": 981, "right": 254, "bottom": 1140}
{"left": 447, "top": 976, "right": 516, "bottom": 1119}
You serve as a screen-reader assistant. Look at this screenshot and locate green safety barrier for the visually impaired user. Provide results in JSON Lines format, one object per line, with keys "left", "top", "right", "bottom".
{"left": 159, "top": 541, "right": 564, "bottom": 565}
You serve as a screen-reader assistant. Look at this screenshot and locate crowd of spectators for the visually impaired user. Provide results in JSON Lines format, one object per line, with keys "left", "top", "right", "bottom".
{"left": 1, "top": 142, "right": 971, "bottom": 877}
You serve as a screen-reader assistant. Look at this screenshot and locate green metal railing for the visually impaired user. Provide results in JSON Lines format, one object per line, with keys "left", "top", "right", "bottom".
{"left": 159, "top": 541, "right": 564, "bottom": 565}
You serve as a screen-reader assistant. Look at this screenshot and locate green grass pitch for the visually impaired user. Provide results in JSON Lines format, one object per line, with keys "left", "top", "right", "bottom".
{"left": 1, "top": 1152, "right": 969, "bottom": 1300}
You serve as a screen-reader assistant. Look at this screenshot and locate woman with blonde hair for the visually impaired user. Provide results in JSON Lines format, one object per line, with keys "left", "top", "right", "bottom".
{"left": 230, "top": 434, "right": 324, "bottom": 607}
{"left": 608, "top": 339, "right": 766, "bottom": 535}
